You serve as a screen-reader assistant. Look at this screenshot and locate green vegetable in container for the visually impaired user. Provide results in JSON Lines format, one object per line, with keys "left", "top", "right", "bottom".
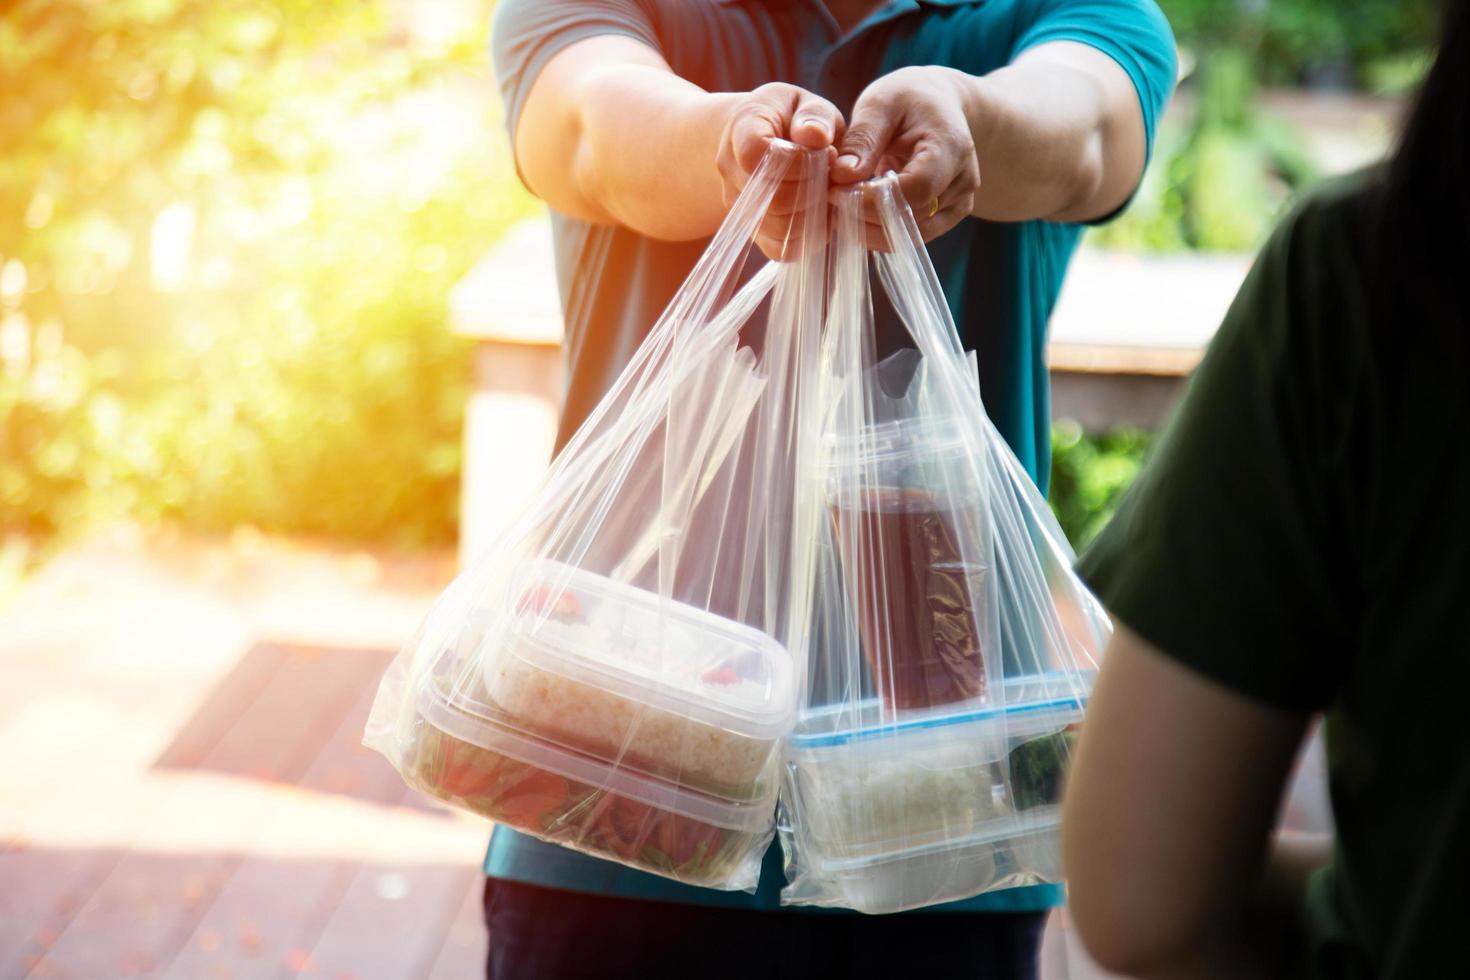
{"left": 1008, "top": 730, "right": 1079, "bottom": 811}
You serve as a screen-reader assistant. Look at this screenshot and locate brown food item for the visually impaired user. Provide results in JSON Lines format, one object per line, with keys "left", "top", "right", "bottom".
{"left": 831, "top": 487, "right": 985, "bottom": 709}
{"left": 405, "top": 721, "right": 753, "bottom": 886}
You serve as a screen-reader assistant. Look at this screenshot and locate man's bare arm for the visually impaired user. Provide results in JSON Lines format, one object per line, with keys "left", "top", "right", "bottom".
{"left": 513, "top": 35, "right": 841, "bottom": 242}
{"left": 834, "top": 42, "right": 1150, "bottom": 239}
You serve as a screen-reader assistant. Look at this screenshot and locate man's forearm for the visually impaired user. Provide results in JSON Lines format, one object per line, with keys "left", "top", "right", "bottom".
{"left": 517, "top": 37, "right": 840, "bottom": 244}
{"left": 513, "top": 37, "right": 737, "bottom": 241}
{"left": 958, "top": 43, "right": 1144, "bottom": 223}
{"left": 570, "top": 65, "right": 737, "bottom": 240}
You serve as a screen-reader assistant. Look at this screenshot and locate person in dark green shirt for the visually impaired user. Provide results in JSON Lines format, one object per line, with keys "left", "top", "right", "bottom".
{"left": 1065, "top": 4, "right": 1470, "bottom": 977}
{"left": 485, "top": 0, "right": 1174, "bottom": 976}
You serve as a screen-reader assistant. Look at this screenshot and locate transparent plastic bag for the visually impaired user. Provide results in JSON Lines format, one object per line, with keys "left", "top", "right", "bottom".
{"left": 365, "top": 141, "right": 828, "bottom": 892}
{"left": 778, "top": 174, "right": 1110, "bottom": 913}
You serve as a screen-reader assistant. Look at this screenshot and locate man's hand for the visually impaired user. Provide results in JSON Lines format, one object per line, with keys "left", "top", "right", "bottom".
{"left": 715, "top": 82, "right": 843, "bottom": 258}
{"left": 833, "top": 43, "right": 1149, "bottom": 239}
{"left": 833, "top": 66, "right": 981, "bottom": 243}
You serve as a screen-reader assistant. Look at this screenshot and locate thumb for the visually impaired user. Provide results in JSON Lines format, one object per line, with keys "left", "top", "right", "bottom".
{"left": 790, "top": 93, "right": 844, "bottom": 150}
{"left": 834, "top": 97, "right": 898, "bottom": 183}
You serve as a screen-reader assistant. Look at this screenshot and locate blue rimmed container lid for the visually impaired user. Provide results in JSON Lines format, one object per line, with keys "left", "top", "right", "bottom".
{"left": 790, "top": 671, "right": 1090, "bottom": 751}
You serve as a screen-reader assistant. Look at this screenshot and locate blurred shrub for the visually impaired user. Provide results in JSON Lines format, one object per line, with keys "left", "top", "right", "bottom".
{"left": 1, "top": 0, "right": 534, "bottom": 552}
{"left": 1159, "top": 0, "right": 1438, "bottom": 88}
{"left": 1049, "top": 421, "right": 1155, "bottom": 550}
{"left": 1, "top": 338, "right": 136, "bottom": 539}
{"left": 1100, "top": 0, "right": 1437, "bottom": 254}
{"left": 1092, "top": 47, "right": 1318, "bottom": 253}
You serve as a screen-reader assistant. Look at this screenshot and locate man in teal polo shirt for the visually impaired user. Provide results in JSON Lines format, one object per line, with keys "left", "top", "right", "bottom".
{"left": 487, "top": 1, "right": 1174, "bottom": 975}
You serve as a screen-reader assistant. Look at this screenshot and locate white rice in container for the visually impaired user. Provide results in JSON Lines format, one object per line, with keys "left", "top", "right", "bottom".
{"left": 791, "top": 737, "right": 1012, "bottom": 856}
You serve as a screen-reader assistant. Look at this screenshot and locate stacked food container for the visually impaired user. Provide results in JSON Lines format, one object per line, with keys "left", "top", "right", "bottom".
{"left": 783, "top": 675, "right": 1086, "bottom": 912}
{"left": 777, "top": 240, "right": 1105, "bottom": 911}
{"left": 404, "top": 560, "right": 795, "bottom": 890}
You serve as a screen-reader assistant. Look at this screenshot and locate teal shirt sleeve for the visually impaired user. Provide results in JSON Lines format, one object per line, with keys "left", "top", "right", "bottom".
{"left": 1012, "top": 0, "right": 1177, "bottom": 172}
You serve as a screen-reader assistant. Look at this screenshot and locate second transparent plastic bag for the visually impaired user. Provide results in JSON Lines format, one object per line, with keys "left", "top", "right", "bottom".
{"left": 779, "top": 175, "right": 1111, "bottom": 913}
{"left": 365, "top": 142, "right": 829, "bottom": 892}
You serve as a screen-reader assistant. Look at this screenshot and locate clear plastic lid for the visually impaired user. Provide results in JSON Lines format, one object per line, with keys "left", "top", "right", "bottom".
{"left": 820, "top": 415, "right": 971, "bottom": 471}
{"left": 797, "top": 814, "right": 1063, "bottom": 875}
{"left": 790, "top": 672, "right": 1088, "bottom": 754}
{"left": 415, "top": 680, "right": 775, "bottom": 833}
{"left": 497, "top": 560, "right": 796, "bottom": 740}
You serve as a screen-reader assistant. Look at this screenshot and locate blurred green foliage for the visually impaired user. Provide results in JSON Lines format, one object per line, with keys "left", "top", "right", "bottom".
{"left": 1098, "top": 0, "right": 1436, "bottom": 254}
{"left": 0, "top": 0, "right": 1442, "bottom": 567}
{"left": 1093, "top": 47, "right": 1318, "bottom": 253}
{"left": 1158, "top": 0, "right": 1438, "bottom": 88}
{"left": 1049, "top": 421, "right": 1156, "bottom": 549}
{"left": 1050, "top": 0, "right": 1439, "bottom": 531}
{"left": 1, "top": 0, "right": 534, "bottom": 554}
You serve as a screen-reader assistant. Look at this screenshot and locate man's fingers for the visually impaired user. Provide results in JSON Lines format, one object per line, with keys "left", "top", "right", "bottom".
{"left": 854, "top": 179, "right": 971, "bottom": 247}
{"left": 791, "top": 92, "right": 843, "bottom": 150}
{"left": 834, "top": 96, "right": 900, "bottom": 184}
{"left": 859, "top": 201, "right": 975, "bottom": 249}
{"left": 731, "top": 106, "right": 785, "bottom": 176}
{"left": 870, "top": 180, "right": 973, "bottom": 224}
{"left": 714, "top": 123, "right": 747, "bottom": 205}
{"left": 859, "top": 217, "right": 894, "bottom": 253}
{"left": 894, "top": 143, "right": 954, "bottom": 211}
{"left": 755, "top": 212, "right": 799, "bottom": 253}
{"left": 755, "top": 225, "right": 801, "bottom": 262}
{"left": 755, "top": 200, "right": 832, "bottom": 260}
{"left": 762, "top": 172, "right": 832, "bottom": 216}
{"left": 915, "top": 201, "right": 969, "bottom": 243}
{"left": 731, "top": 96, "right": 842, "bottom": 178}
{"left": 726, "top": 171, "right": 825, "bottom": 217}
{"left": 720, "top": 84, "right": 845, "bottom": 226}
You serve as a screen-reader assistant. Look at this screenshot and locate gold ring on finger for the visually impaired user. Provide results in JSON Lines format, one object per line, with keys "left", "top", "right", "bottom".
{"left": 926, "top": 197, "right": 940, "bottom": 218}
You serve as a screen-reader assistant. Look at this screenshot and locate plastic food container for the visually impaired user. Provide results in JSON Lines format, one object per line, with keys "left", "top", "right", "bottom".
{"left": 406, "top": 686, "right": 775, "bottom": 888}
{"left": 784, "top": 674, "right": 1086, "bottom": 911}
{"left": 824, "top": 417, "right": 990, "bottom": 711}
{"left": 400, "top": 560, "right": 796, "bottom": 888}
{"left": 792, "top": 822, "right": 1064, "bottom": 914}
{"left": 482, "top": 560, "right": 796, "bottom": 801}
